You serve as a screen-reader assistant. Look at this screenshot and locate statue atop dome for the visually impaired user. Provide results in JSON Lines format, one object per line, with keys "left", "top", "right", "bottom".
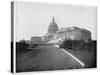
{"left": 52, "top": 16, "right": 54, "bottom": 22}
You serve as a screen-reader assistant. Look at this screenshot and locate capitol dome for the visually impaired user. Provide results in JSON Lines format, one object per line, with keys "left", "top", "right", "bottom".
{"left": 48, "top": 16, "right": 58, "bottom": 34}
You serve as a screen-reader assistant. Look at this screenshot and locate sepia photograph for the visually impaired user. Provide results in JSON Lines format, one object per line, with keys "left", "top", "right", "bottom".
{"left": 11, "top": 1, "right": 97, "bottom": 73}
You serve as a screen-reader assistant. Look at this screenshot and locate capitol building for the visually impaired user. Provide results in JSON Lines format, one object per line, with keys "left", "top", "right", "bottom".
{"left": 41, "top": 16, "right": 91, "bottom": 43}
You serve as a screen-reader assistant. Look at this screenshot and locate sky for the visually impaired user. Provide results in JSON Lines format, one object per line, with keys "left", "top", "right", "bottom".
{"left": 16, "top": 1, "right": 97, "bottom": 41}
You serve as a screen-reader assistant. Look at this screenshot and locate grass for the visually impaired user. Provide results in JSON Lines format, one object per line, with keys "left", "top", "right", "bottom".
{"left": 60, "top": 40, "right": 97, "bottom": 68}
{"left": 66, "top": 49, "right": 96, "bottom": 68}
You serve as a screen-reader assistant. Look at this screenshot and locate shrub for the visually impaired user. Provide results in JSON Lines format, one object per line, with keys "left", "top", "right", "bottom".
{"left": 60, "top": 39, "right": 96, "bottom": 51}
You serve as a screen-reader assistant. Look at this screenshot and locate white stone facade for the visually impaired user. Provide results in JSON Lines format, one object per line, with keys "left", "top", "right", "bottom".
{"left": 53, "top": 26, "right": 91, "bottom": 42}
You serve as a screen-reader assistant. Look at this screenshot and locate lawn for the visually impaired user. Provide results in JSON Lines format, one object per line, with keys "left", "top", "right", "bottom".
{"left": 60, "top": 40, "right": 97, "bottom": 68}
{"left": 63, "top": 44, "right": 96, "bottom": 68}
